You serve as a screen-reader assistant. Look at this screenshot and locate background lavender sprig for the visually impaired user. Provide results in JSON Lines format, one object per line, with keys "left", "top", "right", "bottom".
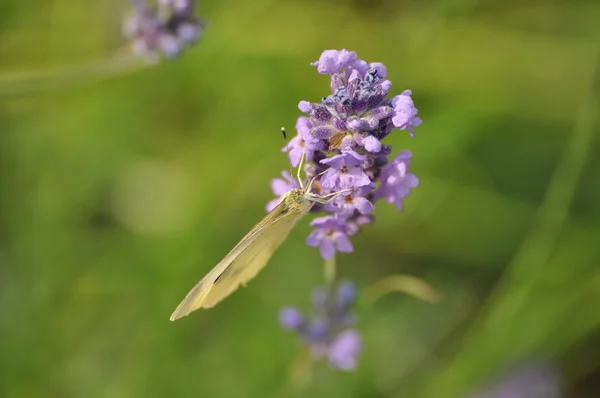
{"left": 465, "top": 360, "right": 563, "bottom": 398}
{"left": 268, "top": 49, "right": 421, "bottom": 259}
{"left": 123, "top": 0, "right": 204, "bottom": 60}
{"left": 280, "top": 281, "right": 361, "bottom": 371}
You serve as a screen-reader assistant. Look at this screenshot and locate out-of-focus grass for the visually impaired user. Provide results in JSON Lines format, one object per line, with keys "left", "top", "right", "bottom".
{"left": 1, "top": 1, "right": 599, "bottom": 397}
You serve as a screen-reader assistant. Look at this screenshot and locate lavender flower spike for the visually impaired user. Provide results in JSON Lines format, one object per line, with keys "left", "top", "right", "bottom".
{"left": 267, "top": 49, "right": 422, "bottom": 259}
{"left": 466, "top": 360, "right": 563, "bottom": 398}
{"left": 123, "top": 0, "right": 204, "bottom": 60}
{"left": 280, "top": 281, "right": 362, "bottom": 371}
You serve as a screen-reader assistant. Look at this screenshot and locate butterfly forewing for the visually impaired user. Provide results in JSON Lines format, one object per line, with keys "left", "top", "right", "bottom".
{"left": 169, "top": 190, "right": 312, "bottom": 320}
{"left": 201, "top": 210, "right": 305, "bottom": 308}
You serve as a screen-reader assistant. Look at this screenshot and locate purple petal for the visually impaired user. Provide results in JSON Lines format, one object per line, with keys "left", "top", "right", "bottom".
{"left": 393, "top": 150, "right": 413, "bottom": 163}
{"left": 348, "top": 59, "right": 368, "bottom": 76}
{"left": 310, "top": 50, "right": 339, "bottom": 73}
{"left": 323, "top": 201, "right": 338, "bottom": 213}
{"left": 305, "top": 321, "right": 329, "bottom": 342}
{"left": 311, "top": 286, "right": 329, "bottom": 310}
{"left": 391, "top": 92, "right": 420, "bottom": 133}
{"left": 335, "top": 50, "right": 358, "bottom": 68}
{"left": 309, "top": 216, "right": 339, "bottom": 229}
{"left": 334, "top": 232, "right": 354, "bottom": 253}
{"left": 347, "top": 117, "right": 367, "bottom": 132}
{"left": 330, "top": 73, "right": 345, "bottom": 91}
{"left": 279, "top": 307, "right": 304, "bottom": 330}
{"left": 336, "top": 282, "right": 357, "bottom": 306}
{"left": 348, "top": 69, "right": 361, "bottom": 82}
{"left": 363, "top": 136, "right": 382, "bottom": 152}
{"left": 358, "top": 183, "right": 376, "bottom": 195}
{"left": 271, "top": 179, "right": 290, "bottom": 196}
{"left": 158, "top": 35, "right": 182, "bottom": 58}
{"left": 288, "top": 147, "right": 302, "bottom": 167}
{"left": 466, "top": 361, "right": 562, "bottom": 398}
{"left": 368, "top": 62, "right": 387, "bottom": 79}
{"left": 311, "top": 104, "right": 333, "bottom": 123}
{"left": 411, "top": 116, "right": 423, "bottom": 127}
{"left": 296, "top": 116, "right": 312, "bottom": 137}
{"left": 354, "top": 197, "right": 374, "bottom": 214}
{"left": 306, "top": 229, "right": 324, "bottom": 247}
{"left": 320, "top": 168, "right": 340, "bottom": 189}
{"left": 266, "top": 198, "right": 281, "bottom": 212}
{"left": 341, "top": 150, "right": 367, "bottom": 167}
{"left": 391, "top": 110, "right": 412, "bottom": 128}
{"left": 366, "top": 105, "right": 393, "bottom": 120}
{"left": 331, "top": 117, "right": 347, "bottom": 131}
{"left": 340, "top": 135, "right": 356, "bottom": 151}
{"left": 405, "top": 173, "right": 419, "bottom": 188}
{"left": 320, "top": 239, "right": 336, "bottom": 259}
{"left": 320, "top": 153, "right": 346, "bottom": 169}
{"left": 390, "top": 197, "right": 405, "bottom": 211}
{"left": 311, "top": 49, "right": 358, "bottom": 74}
{"left": 327, "top": 330, "right": 362, "bottom": 370}
{"left": 176, "top": 23, "right": 200, "bottom": 43}
{"left": 298, "top": 101, "right": 312, "bottom": 113}
{"left": 343, "top": 167, "right": 371, "bottom": 189}
{"left": 311, "top": 125, "right": 336, "bottom": 140}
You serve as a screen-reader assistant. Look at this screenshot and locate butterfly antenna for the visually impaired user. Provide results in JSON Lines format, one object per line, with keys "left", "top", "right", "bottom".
{"left": 296, "top": 152, "right": 306, "bottom": 189}
{"left": 281, "top": 127, "right": 298, "bottom": 187}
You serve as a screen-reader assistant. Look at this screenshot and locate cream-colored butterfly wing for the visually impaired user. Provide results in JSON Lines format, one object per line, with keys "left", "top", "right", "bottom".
{"left": 169, "top": 190, "right": 312, "bottom": 321}
{"left": 200, "top": 210, "right": 304, "bottom": 308}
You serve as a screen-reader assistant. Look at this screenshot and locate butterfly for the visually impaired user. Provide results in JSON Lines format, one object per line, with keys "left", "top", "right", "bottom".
{"left": 170, "top": 152, "right": 344, "bottom": 320}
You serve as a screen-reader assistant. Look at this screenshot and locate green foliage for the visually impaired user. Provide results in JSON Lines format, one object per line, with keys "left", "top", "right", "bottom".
{"left": 1, "top": 1, "right": 599, "bottom": 397}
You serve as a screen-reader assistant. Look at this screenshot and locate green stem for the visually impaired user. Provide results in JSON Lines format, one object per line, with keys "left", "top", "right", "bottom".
{"left": 362, "top": 274, "right": 441, "bottom": 307}
{"left": 287, "top": 347, "right": 313, "bottom": 391}
{"left": 0, "top": 51, "right": 152, "bottom": 98}
{"left": 324, "top": 255, "right": 336, "bottom": 286}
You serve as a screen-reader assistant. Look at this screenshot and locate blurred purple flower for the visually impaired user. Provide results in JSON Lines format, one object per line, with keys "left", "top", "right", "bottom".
{"left": 327, "top": 330, "right": 362, "bottom": 370}
{"left": 466, "top": 360, "right": 563, "bottom": 398}
{"left": 123, "top": 0, "right": 204, "bottom": 60}
{"left": 280, "top": 281, "right": 362, "bottom": 371}
{"left": 267, "top": 49, "right": 421, "bottom": 259}
{"left": 279, "top": 307, "right": 305, "bottom": 330}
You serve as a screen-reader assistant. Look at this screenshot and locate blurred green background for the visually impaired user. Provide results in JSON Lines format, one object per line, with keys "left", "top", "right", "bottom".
{"left": 1, "top": 0, "right": 599, "bottom": 397}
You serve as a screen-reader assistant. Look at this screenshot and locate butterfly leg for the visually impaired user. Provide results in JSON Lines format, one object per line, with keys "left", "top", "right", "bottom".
{"left": 310, "top": 188, "right": 353, "bottom": 204}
